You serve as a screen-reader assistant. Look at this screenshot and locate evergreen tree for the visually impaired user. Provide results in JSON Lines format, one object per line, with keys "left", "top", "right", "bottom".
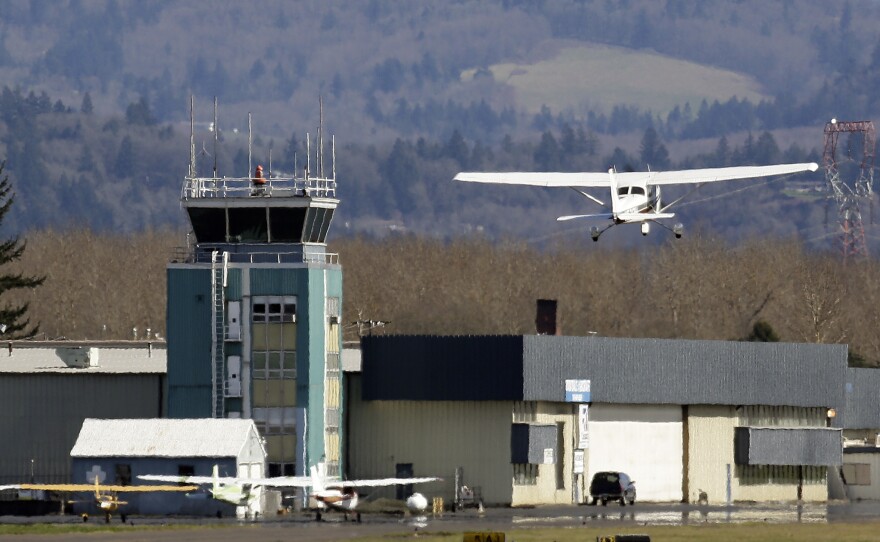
{"left": 746, "top": 320, "right": 780, "bottom": 342}
{"left": 0, "top": 163, "right": 44, "bottom": 338}
{"left": 80, "top": 92, "right": 93, "bottom": 114}
{"left": 639, "top": 127, "right": 670, "bottom": 169}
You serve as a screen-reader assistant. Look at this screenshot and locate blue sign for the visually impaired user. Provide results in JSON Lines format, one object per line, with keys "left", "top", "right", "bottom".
{"left": 565, "top": 379, "right": 591, "bottom": 403}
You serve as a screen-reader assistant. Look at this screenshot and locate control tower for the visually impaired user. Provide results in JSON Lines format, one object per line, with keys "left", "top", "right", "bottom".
{"left": 166, "top": 106, "right": 342, "bottom": 478}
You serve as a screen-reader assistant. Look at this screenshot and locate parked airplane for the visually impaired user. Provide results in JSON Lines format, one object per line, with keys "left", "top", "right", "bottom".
{"left": 454, "top": 162, "right": 819, "bottom": 241}
{"left": 139, "top": 462, "right": 441, "bottom": 522}
{"left": 0, "top": 477, "right": 197, "bottom": 523}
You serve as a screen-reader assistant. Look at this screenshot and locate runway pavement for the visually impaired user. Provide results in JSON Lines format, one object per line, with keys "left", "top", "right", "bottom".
{"left": 2, "top": 501, "right": 878, "bottom": 541}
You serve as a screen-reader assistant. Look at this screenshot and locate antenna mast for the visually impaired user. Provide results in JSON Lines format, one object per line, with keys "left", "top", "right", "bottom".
{"left": 248, "top": 113, "right": 252, "bottom": 179}
{"left": 213, "top": 97, "right": 218, "bottom": 178}
{"left": 823, "top": 119, "right": 876, "bottom": 263}
{"left": 189, "top": 96, "right": 195, "bottom": 178}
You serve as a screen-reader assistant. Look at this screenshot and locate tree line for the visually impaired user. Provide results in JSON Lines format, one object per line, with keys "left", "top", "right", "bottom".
{"left": 4, "top": 227, "right": 877, "bottom": 367}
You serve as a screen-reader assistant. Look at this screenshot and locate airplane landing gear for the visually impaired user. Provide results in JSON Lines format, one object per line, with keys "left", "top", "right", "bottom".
{"left": 641, "top": 222, "right": 650, "bottom": 236}
{"left": 590, "top": 226, "right": 600, "bottom": 242}
{"left": 315, "top": 510, "right": 322, "bottom": 522}
{"left": 673, "top": 223, "right": 684, "bottom": 239}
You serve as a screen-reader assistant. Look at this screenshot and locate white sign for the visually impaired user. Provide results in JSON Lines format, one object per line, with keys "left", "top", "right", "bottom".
{"left": 565, "top": 379, "right": 591, "bottom": 402}
{"left": 578, "top": 404, "right": 589, "bottom": 449}
{"left": 543, "top": 448, "right": 554, "bottom": 464}
{"left": 573, "top": 450, "right": 585, "bottom": 474}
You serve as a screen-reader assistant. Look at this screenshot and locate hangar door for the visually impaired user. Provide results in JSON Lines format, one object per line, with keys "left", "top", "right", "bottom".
{"left": 587, "top": 404, "right": 682, "bottom": 502}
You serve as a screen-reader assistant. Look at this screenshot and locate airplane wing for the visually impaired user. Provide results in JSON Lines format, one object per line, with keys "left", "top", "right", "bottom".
{"left": 138, "top": 474, "right": 218, "bottom": 485}
{"left": 454, "top": 171, "right": 611, "bottom": 187}
{"left": 138, "top": 473, "right": 314, "bottom": 488}
{"left": 0, "top": 483, "right": 197, "bottom": 492}
{"left": 644, "top": 162, "right": 818, "bottom": 185}
{"left": 324, "top": 477, "right": 442, "bottom": 489}
{"left": 455, "top": 163, "right": 818, "bottom": 188}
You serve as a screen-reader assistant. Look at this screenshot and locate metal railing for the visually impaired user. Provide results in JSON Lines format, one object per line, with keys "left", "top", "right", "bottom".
{"left": 169, "top": 247, "right": 339, "bottom": 265}
{"left": 182, "top": 175, "right": 337, "bottom": 200}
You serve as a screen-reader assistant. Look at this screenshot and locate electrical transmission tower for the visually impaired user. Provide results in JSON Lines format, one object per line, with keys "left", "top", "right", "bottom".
{"left": 823, "top": 120, "right": 875, "bottom": 263}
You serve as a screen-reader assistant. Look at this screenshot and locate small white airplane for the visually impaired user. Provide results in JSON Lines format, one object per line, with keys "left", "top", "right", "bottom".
{"left": 454, "top": 162, "right": 819, "bottom": 241}
{"left": 0, "top": 477, "right": 197, "bottom": 523}
{"left": 139, "top": 462, "right": 441, "bottom": 522}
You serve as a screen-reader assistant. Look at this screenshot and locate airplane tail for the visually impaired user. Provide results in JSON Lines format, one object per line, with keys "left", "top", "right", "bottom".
{"left": 310, "top": 463, "right": 326, "bottom": 493}
{"left": 608, "top": 168, "right": 622, "bottom": 215}
{"left": 212, "top": 464, "right": 220, "bottom": 496}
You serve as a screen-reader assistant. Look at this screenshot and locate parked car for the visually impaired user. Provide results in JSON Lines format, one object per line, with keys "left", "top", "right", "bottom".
{"left": 588, "top": 471, "right": 636, "bottom": 506}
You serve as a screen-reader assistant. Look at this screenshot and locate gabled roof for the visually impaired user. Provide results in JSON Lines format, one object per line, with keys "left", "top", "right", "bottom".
{"left": 70, "top": 418, "right": 260, "bottom": 458}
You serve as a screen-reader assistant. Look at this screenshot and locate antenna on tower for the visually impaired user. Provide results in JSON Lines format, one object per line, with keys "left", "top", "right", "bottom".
{"left": 823, "top": 119, "right": 876, "bottom": 264}
{"left": 332, "top": 135, "right": 336, "bottom": 182}
{"left": 213, "top": 96, "right": 218, "bottom": 178}
{"left": 319, "top": 95, "right": 324, "bottom": 178}
{"left": 306, "top": 132, "right": 311, "bottom": 179}
{"left": 189, "top": 95, "right": 195, "bottom": 178}
{"left": 248, "top": 112, "right": 253, "bottom": 179}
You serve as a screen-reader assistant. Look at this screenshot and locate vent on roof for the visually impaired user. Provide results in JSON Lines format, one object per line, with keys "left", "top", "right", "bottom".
{"left": 56, "top": 347, "right": 100, "bottom": 368}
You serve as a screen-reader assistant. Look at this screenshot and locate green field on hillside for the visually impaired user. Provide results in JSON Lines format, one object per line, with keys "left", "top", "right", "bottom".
{"left": 463, "top": 42, "right": 769, "bottom": 116}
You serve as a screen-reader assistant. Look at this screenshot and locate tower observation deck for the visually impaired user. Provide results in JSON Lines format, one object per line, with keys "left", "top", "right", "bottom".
{"left": 178, "top": 170, "right": 339, "bottom": 265}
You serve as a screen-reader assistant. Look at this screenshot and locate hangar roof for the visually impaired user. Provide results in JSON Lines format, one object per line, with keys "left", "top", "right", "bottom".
{"left": 0, "top": 341, "right": 165, "bottom": 374}
{"left": 361, "top": 335, "right": 846, "bottom": 412}
{"left": 70, "top": 418, "right": 260, "bottom": 458}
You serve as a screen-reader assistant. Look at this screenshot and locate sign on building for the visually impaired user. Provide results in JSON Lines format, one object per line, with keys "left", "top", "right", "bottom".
{"left": 565, "top": 379, "right": 591, "bottom": 402}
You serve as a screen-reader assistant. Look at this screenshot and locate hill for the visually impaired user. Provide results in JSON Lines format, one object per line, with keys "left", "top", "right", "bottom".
{"left": 461, "top": 41, "right": 769, "bottom": 116}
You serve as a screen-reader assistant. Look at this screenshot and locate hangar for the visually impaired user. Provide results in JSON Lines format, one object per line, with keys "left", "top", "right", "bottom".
{"left": 0, "top": 341, "right": 164, "bottom": 486}
{"left": 69, "top": 418, "right": 267, "bottom": 516}
{"left": 347, "top": 334, "right": 845, "bottom": 506}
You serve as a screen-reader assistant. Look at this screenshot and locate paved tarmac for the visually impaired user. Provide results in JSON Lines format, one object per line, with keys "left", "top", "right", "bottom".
{"left": 2, "top": 501, "right": 879, "bottom": 541}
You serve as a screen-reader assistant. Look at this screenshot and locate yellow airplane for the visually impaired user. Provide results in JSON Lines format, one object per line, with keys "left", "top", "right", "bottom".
{"left": 0, "top": 477, "right": 197, "bottom": 523}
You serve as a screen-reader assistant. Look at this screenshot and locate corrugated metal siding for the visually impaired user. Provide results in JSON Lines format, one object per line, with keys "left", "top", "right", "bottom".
{"left": 510, "top": 424, "right": 556, "bottom": 464}
{"left": 687, "top": 405, "right": 736, "bottom": 504}
{"left": 347, "top": 376, "right": 513, "bottom": 505}
{"left": 845, "top": 368, "right": 880, "bottom": 429}
{"left": 523, "top": 336, "right": 846, "bottom": 409}
{"left": 735, "top": 427, "right": 842, "bottom": 466}
{"left": 166, "top": 267, "right": 213, "bottom": 418}
{"left": 226, "top": 268, "right": 242, "bottom": 300}
{"left": 0, "top": 374, "right": 162, "bottom": 484}
{"left": 251, "top": 268, "right": 299, "bottom": 296}
{"left": 361, "top": 335, "right": 524, "bottom": 401}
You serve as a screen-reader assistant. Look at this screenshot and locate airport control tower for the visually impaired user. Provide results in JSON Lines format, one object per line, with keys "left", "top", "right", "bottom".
{"left": 166, "top": 106, "right": 342, "bottom": 478}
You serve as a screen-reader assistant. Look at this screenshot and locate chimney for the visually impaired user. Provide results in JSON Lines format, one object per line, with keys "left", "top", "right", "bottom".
{"left": 535, "top": 299, "right": 560, "bottom": 335}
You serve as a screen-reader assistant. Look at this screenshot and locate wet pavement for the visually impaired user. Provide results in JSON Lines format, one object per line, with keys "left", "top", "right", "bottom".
{"left": 2, "top": 501, "right": 880, "bottom": 541}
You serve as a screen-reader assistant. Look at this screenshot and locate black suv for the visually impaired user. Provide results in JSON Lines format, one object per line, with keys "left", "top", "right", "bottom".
{"left": 588, "top": 471, "right": 636, "bottom": 506}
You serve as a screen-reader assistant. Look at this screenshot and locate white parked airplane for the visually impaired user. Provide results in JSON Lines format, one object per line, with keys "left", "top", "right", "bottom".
{"left": 454, "top": 162, "right": 819, "bottom": 241}
{"left": 139, "top": 462, "right": 441, "bottom": 522}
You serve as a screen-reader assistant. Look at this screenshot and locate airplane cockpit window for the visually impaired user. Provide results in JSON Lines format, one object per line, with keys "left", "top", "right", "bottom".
{"left": 631, "top": 187, "right": 645, "bottom": 196}
{"left": 617, "top": 188, "right": 628, "bottom": 196}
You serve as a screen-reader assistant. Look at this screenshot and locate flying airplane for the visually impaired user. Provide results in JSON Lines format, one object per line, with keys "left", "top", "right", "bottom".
{"left": 0, "top": 477, "right": 197, "bottom": 523}
{"left": 454, "top": 162, "right": 819, "bottom": 241}
{"left": 139, "top": 462, "right": 441, "bottom": 522}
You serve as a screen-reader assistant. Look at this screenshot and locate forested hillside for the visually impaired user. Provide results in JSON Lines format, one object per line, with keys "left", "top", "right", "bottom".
{"left": 0, "top": 1, "right": 876, "bottom": 245}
